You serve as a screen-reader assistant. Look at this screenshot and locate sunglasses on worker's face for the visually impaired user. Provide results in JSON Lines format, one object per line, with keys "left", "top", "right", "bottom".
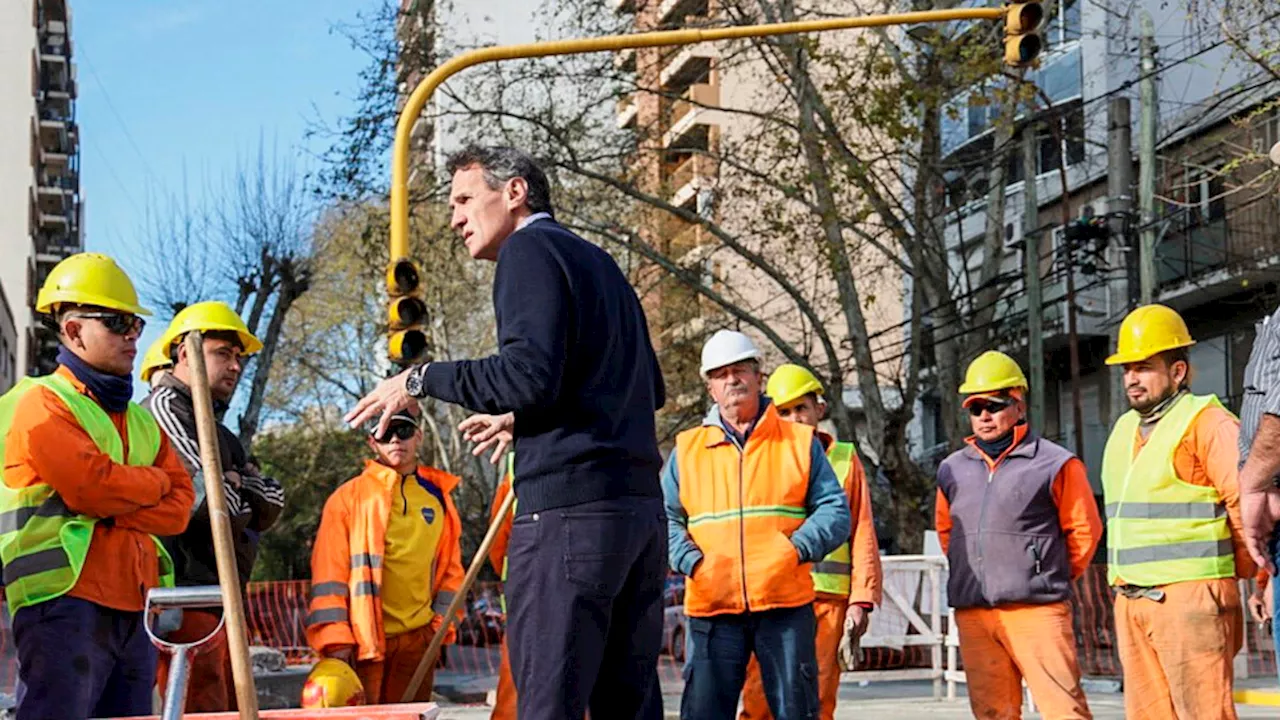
{"left": 72, "top": 312, "right": 146, "bottom": 337}
{"left": 374, "top": 423, "right": 417, "bottom": 444}
{"left": 968, "top": 399, "right": 1013, "bottom": 417}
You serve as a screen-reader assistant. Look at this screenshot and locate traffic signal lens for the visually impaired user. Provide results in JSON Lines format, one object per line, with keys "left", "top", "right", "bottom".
{"left": 1005, "top": 34, "right": 1043, "bottom": 66}
{"left": 389, "top": 296, "right": 428, "bottom": 330}
{"left": 387, "top": 259, "right": 421, "bottom": 296}
{"left": 389, "top": 329, "right": 429, "bottom": 365}
{"left": 1006, "top": 2, "right": 1043, "bottom": 34}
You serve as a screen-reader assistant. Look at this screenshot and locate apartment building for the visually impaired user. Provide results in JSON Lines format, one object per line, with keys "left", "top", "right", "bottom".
{"left": 396, "top": 0, "right": 438, "bottom": 187}
{"left": 0, "top": 0, "right": 83, "bottom": 391}
{"left": 909, "top": 0, "right": 1278, "bottom": 486}
{"left": 613, "top": 0, "right": 907, "bottom": 444}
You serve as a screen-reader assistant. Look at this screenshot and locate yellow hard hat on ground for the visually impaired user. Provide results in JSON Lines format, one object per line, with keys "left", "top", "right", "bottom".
{"left": 160, "top": 301, "right": 263, "bottom": 356}
{"left": 300, "top": 658, "right": 365, "bottom": 708}
{"left": 766, "top": 364, "right": 825, "bottom": 409}
{"left": 139, "top": 336, "right": 173, "bottom": 383}
{"left": 35, "top": 253, "right": 151, "bottom": 316}
{"left": 1106, "top": 304, "right": 1196, "bottom": 365}
{"left": 959, "top": 351, "right": 1029, "bottom": 396}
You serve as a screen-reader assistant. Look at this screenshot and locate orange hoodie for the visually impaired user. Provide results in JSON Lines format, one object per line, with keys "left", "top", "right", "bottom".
{"left": 3, "top": 366, "right": 194, "bottom": 612}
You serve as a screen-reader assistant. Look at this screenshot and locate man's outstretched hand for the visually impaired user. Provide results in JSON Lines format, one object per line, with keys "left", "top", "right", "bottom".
{"left": 459, "top": 412, "right": 515, "bottom": 465}
{"left": 345, "top": 369, "right": 416, "bottom": 438}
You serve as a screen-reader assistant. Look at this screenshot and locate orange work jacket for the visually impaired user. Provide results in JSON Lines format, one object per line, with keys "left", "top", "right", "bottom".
{"left": 676, "top": 403, "right": 817, "bottom": 617}
{"left": 306, "top": 460, "right": 464, "bottom": 662}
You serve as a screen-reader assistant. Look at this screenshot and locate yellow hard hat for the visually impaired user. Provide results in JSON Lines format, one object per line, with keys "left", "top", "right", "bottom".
{"left": 766, "top": 364, "right": 825, "bottom": 409}
{"left": 161, "top": 301, "right": 263, "bottom": 357}
{"left": 300, "top": 658, "right": 365, "bottom": 708}
{"left": 35, "top": 253, "right": 151, "bottom": 316}
{"left": 139, "top": 336, "right": 173, "bottom": 383}
{"left": 958, "top": 351, "right": 1029, "bottom": 395}
{"left": 1106, "top": 304, "right": 1195, "bottom": 365}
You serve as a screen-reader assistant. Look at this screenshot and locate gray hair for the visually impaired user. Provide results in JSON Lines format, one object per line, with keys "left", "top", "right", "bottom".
{"left": 445, "top": 145, "right": 554, "bottom": 216}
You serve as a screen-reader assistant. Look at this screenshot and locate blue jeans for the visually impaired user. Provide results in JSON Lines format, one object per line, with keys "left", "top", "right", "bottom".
{"left": 12, "top": 595, "right": 156, "bottom": 719}
{"left": 680, "top": 604, "right": 818, "bottom": 720}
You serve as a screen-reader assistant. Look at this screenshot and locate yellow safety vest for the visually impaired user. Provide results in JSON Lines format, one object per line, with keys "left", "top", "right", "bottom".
{"left": 0, "top": 374, "right": 175, "bottom": 615}
{"left": 1102, "top": 393, "right": 1234, "bottom": 587}
{"left": 812, "top": 441, "right": 855, "bottom": 596}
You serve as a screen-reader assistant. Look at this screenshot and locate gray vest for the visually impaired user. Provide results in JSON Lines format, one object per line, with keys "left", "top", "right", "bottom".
{"left": 937, "top": 434, "right": 1076, "bottom": 609}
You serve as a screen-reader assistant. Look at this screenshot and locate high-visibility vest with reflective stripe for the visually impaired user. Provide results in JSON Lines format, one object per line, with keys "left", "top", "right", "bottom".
{"left": 0, "top": 374, "right": 175, "bottom": 615}
{"left": 812, "top": 441, "right": 855, "bottom": 596}
{"left": 1102, "top": 393, "right": 1234, "bottom": 587}
{"left": 500, "top": 454, "right": 515, "bottom": 613}
{"left": 677, "top": 402, "right": 816, "bottom": 617}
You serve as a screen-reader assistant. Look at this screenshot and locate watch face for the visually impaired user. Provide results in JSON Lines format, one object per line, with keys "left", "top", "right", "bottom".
{"left": 406, "top": 367, "right": 424, "bottom": 397}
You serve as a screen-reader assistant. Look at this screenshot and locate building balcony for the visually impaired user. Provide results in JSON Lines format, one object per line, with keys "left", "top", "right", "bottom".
{"left": 663, "top": 82, "right": 719, "bottom": 149}
{"left": 38, "top": 0, "right": 69, "bottom": 23}
{"left": 657, "top": 0, "right": 709, "bottom": 24}
{"left": 612, "top": 0, "right": 637, "bottom": 13}
{"left": 659, "top": 43, "right": 714, "bottom": 89}
{"left": 614, "top": 47, "right": 636, "bottom": 73}
{"left": 616, "top": 94, "right": 638, "bottom": 129}
{"left": 664, "top": 153, "right": 714, "bottom": 209}
{"left": 36, "top": 118, "right": 76, "bottom": 155}
{"left": 1155, "top": 196, "right": 1280, "bottom": 307}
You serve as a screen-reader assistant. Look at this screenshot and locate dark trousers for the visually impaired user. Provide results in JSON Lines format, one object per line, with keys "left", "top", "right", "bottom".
{"left": 681, "top": 604, "right": 819, "bottom": 720}
{"left": 507, "top": 496, "right": 667, "bottom": 720}
{"left": 13, "top": 595, "right": 157, "bottom": 719}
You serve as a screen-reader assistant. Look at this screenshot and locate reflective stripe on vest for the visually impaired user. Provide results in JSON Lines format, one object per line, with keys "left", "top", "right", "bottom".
{"left": 812, "top": 441, "right": 855, "bottom": 596}
{"left": 0, "top": 374, "right": 175, "bottom": 615}
{"left": 501, "top": 454, "right": 515, "bottom": 614}
{"left": 1102, "top": 393, "right": 1234, "bottom": 586}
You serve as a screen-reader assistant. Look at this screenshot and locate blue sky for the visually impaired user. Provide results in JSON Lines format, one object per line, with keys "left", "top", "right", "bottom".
{"left": 72, "top": 1, "right": 369, "bottom": 393}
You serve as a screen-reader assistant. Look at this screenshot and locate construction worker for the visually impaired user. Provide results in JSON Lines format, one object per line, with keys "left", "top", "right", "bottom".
{"left": 936, "top": 350, "right": 1100, "bottom": 720}
{"left": 307, "top": 406, "right": 465, "bottom": 704}
{"left": 663, "top": 330, "right": 851, "bottom": 720}
{"left": 0, "top": 253, "right": 195, "bottom": 719}
{"left": 143, "top": 300, "right": 284, "bottom": 712}
{"left": 1102, "top": 304, "right": 1254, "bottom": 719}
{"left": 140, "top": 334, "right": 173, "bottom": 387}
{"left": 739, "top": 363, "right": 882, "bottom": 720}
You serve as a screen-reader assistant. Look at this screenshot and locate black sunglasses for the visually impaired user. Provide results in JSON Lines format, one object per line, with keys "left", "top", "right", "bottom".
{"left": 374, "top": 423, "right": 417, "bottom": 444}
{"left": 968, "top": 399, "right": 1012, "bottom": 417}
{"left": 72, "top": 312, "right": 146, "bottom": 337}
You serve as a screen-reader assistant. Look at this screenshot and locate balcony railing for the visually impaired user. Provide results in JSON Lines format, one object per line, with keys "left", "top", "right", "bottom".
{"left": 616, "top": 95, "right": 638, "bottom": 130}
{"left": 658, "top": 0, "right": 708, "bottom": 24}
{"left": 664, "top": 154, "right": 714, "bottom": 208}
{"left": 659, "top": 44, "right": 714, "bottom": 89}
{"left": 1156, "top": 195, "right": 1280, "bottom": 291}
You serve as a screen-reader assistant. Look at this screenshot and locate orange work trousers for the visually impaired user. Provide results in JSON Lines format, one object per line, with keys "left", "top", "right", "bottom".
{"left": 953, "top": 601, "right": 1091, "bottom": 720}
{"left": 1114, "top": 577, "right": 1242, "bottom": 720}
{"left": 356, "top": 624, "right": 436, "bottom": 704}
{"left": 156, "top": 610, "right": 235, "bottom": 713}
{"left": 740, "top": 597, "right": 848, "bottom": 720}
{"left": 491, "top": 636, "right": 518, "bottom": 720}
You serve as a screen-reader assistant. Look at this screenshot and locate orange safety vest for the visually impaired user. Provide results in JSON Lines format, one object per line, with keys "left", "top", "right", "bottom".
{"left": 676, "top": 403, "right": 816, "bottom": 617}
{"left": 306, "top": 460, "right": 464, "bottom": 662}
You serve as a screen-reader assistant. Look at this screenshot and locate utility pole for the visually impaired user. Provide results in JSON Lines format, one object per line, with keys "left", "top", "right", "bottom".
{"left": 1138, "top": 11, "right": 1158, "bottom": 304}
{"left": 1023, "top": 125, "right": 1045, "bottom": 426}
{"left": 1107, "top": 97, "right": 1134, "bottom": 423}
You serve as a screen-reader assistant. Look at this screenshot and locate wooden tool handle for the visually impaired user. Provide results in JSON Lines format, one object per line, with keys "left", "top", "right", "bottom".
{"left": 185, "top": 331, "right": 261, "bottom": 719}
{"left": 402, "top": 486, "right": 518, "bottom": 702}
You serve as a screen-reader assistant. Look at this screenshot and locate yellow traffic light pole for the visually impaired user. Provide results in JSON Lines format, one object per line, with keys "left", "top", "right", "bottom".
{"left": 386, "top": 5, "right": 1042, "bottom": 363}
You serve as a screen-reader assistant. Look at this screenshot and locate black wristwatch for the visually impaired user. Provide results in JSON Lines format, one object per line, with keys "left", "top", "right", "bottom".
{"left": 405, "top": 362, "right": 429, "bottom": 398}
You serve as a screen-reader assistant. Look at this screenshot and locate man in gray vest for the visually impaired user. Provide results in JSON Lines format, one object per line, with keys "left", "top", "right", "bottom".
{"left": 935, "top": 351, "right": 1101, "bottom": 719}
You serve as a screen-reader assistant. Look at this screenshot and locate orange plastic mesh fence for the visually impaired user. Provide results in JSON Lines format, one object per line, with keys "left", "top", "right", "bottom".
{"left": 0, "top": 567, "right": 1272, "bottom": 695}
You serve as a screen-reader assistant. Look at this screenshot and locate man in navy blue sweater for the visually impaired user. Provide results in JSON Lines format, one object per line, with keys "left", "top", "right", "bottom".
{"left": 346, "top": 146, "right": 667, "bottom": 720}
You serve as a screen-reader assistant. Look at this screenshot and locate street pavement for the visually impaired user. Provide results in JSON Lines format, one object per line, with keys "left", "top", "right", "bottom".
{"left": 431, "top": 678, "right": 1280, "bottom": 719}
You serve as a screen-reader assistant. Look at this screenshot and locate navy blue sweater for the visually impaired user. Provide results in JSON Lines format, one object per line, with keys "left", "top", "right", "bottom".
{"left": 422, "top": 218, "right": 665, "bottom": 513}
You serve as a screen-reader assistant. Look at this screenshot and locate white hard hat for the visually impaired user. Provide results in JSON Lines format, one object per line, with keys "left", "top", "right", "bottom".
{"left": 700, "top": 330, "right": 761, "bottom": 378}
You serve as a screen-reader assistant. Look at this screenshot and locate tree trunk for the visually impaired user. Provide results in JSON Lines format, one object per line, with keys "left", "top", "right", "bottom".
{"left": 238, "top": 277, "right": 300, "bottom": 446}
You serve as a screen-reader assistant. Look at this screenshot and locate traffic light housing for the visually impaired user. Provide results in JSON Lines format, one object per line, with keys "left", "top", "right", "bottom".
{"left": 1003, "top": 1, "right": 1044, "bottom": 68}
{"left": 386, "top": 258, "right": 429, "bottom": 366}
